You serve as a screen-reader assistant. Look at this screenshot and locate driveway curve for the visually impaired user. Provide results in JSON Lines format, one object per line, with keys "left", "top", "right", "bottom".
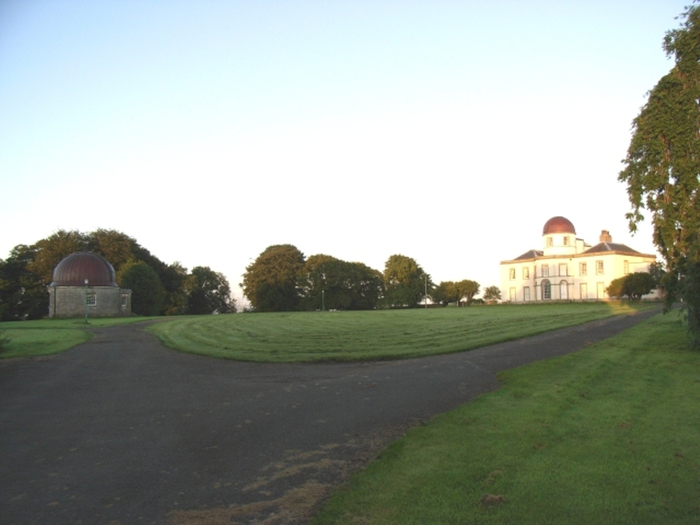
{"left": 0, "top": 308, "right": 660, "bottom": 525}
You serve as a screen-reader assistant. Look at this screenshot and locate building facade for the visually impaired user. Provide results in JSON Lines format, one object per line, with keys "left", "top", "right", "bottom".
{"left": 500, "top": 217, "right": 659, "bottom": 303}
{"left": 49, "top": 252, "right": 132, "bottom": 318}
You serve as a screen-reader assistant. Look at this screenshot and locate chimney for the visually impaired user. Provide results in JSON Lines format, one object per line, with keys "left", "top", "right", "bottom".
{"left": 600, "top": 230, "right": 612, "bottom": 243}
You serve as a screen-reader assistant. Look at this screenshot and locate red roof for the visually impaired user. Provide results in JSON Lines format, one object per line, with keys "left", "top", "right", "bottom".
{"left": 51, "top": 252, "right": 118, "bottom": 287}
{"left": 543, "top": 216, "right": 576, "bottom": 235}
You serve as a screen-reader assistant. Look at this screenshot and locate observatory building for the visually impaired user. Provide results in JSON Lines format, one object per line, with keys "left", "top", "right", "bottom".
{"left": 48, "top": 252, "right": 132, "bottom": 318}
{"left": 500, "top": 216, "right": 659, "bottom": 303}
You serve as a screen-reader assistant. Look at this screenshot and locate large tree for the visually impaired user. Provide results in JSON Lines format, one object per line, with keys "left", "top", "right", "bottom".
{"left": 382, "top": 254, "right": 432, "bottom": 308}
{"left": 483, "top": 285, "right": 502, "bottom": 304}
{"left": 242, "top": 245, "right": 305, "bottom": 312}
{"left": 432, "top": 280, "right": 480, "bottom": 306}
{"left": 298, "top": 255, "right": 384, "bottom": 311}
{"left": 186, "top": 266, "right": 235, "bottom": 314}
{"left": 0, "top": 245, "right": 47, "bottom": 320}
{"left": 619, "top": 5, "right": 700, "bottom": 347}
{"left": 118, "top": 261, "right": 165, "bottom": 316}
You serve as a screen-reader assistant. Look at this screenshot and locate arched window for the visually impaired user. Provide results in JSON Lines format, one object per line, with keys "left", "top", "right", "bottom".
{"left": 542, "top": 279, "right": 551, "bottom": 300}
{"left": 560, "top": 280, "right": 568, "bottom": 300}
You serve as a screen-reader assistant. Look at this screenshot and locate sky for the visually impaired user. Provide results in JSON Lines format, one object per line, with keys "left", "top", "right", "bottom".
{"left": 0, "top": 1, "right": 690, "bottom": 305}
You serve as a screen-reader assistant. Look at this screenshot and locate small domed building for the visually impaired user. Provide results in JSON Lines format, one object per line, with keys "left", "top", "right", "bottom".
{"left": 500, "top": 216, "right": 659, "bottom": 302}
{"left": 48, "top": 252, "right": 132, "bottom": 318}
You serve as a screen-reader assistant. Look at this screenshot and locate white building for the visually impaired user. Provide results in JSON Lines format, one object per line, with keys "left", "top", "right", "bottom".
{"left": 500, "top": 216, "right": 658, "bottom": 303}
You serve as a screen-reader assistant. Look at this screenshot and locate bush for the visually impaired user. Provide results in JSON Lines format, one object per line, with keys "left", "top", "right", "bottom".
{"left": 0, "top": 328, "right": 11, "bottom": 353}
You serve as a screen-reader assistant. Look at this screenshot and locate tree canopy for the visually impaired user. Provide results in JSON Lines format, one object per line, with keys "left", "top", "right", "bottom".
{"left": 119, "top": 261, "right": 165, "bottom": 316}
{"left": 432, "top": 280, "right": 480, "bottom": 306}
{"left": 619, "top": 5, "right": 700, "bottom": 347}
{"left": 241, "top": 244, "right": 305, "bottom": 312}
{"left": 297, "top": 255, "right": 384, "bottom": 311}
{"left": 382, "top": 255, "right": 432, "bottom": 308}
{"left": 483, "top": 286, "right": 502, "bottom": 303}
{"left": 186, "top": 266, "right": 236, "bottom": 314}
{"left": 606, "top": 272, "right": 656, "bottom": 301}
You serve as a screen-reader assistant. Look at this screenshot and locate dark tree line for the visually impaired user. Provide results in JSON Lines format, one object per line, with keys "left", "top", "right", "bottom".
{"left": 241, "top": 245, "right": 480, "bottom": 312}
{"left": 0, "top": 229, "right": 234, "bottom": 320}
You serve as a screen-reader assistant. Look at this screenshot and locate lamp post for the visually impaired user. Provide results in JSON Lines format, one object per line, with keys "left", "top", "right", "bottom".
{"left": 424, "top": 273, "right": 428, "bottom": 309}
{"left": 84, "top": 278, "right": 89, "bottom": 324}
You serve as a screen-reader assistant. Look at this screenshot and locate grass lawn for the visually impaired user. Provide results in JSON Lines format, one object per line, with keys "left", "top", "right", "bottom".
{"left": 148, "top": 302, "right": 656, "bottom": 362}
{"left": 312, "top": 312, "right": 700, "bottom": 525}
{"left": 0, "top": 317, "right": 162, "bottom": 359}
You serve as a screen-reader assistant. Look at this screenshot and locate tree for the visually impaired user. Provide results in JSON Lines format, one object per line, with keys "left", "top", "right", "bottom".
{"left": 242, "top": 245, "right": 305, "bottom": 312}
{"left": 456, "top": 279, "right": 480, "bottom": 305}
{"left": 382, "top": 255, "right": 432, "bottom": 308}
{"left": 186, "top": 266, "right": 235, "bottom": 314}
{"left": 298, "top": 255, "right": 384, "bottom": 310}
{"left": 619, "top": 5, "right": 700, "bottom": 347}
{"left": 161, "top": 262, "right": 189, "bottom": 315}
{"left": 431, "top": 280, "right": 480, "bottom": 306}
{"left": 606, "top": 273, "right": 656, "bottom": 301}
{"left": 118, "top": 261, "right": 165, "bottom": 316}
{"left": 0, "top": 245, "right": 47, "bottom": 320}
{"left": 483, "top": 286, "right": 502, "bottom": 304}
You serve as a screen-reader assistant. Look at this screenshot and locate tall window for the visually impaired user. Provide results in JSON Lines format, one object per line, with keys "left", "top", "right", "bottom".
{"left": 624, "top": 260, "right": 630, "bottom": 274}
{"left": 596, "top": 260, "right": 604, "bottom": 275}
{"left": 523, "top": 267, "right": 530, "bottom": 279}
{"left": 563, "top": 236, "right": 570, "bottom": 246}
{"left": 560, "top": 281, "right": 568, "bottom": 300}
{"left": 559, "top": 263, "right": 568, "bottom": 277}
{"left": 580, "top": 262, "right": 587, "bottom": 276}
{"left": 542, "top": 279, "right": 551, "bottom": 300}
{"left": 524, "top": 287, "right": 531, "bottom": 301}
{"left": 509, "top": 268, "right": 516, "bottom": 280}
{"left": 541, "top": 264, "right": 549, "bottom": 277}
{"left": 87, "top": 293, "right": 96, "bottom": 306}
{"left": 546, "top": 237, "right": 553, "bottom": 247}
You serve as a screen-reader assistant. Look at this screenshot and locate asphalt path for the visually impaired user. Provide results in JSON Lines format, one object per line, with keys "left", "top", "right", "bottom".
{"left": 0, "top": 308, "right": 660, "bottom": 525}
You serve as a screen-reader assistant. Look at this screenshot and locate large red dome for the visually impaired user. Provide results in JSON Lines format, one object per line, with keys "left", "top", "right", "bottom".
{"left": 542, "top": 216, "right": 576, "bottom": 235}
{"left": 51, "top": 252, "right": 118, "bottom": 287}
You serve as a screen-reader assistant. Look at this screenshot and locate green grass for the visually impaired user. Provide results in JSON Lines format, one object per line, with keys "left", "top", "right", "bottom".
{"left": 148, "top": 302, "right": 656, "bottom": 362}
{"left": 312, "top": 312, "right": 700, "bottom": 525}
{"left": 0, "top": 317, "right": 162, "bottom": 359}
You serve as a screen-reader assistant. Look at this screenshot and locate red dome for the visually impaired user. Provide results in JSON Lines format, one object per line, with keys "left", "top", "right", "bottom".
{"left": 51, "top": 252, "right": 118, "bottom": 287}
{"left": 543, "top": 216, "right": 576, "bottom": 235}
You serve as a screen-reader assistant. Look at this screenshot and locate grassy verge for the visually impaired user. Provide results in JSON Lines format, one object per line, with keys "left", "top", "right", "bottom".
{"left": 0, "top": 317, "right": 162, "bottom": 359}
{"left": 148, "top": 302, "right": 656, "bottom": 363}
{"left": 312, "top": 312, "right": 700, "bottom": 525}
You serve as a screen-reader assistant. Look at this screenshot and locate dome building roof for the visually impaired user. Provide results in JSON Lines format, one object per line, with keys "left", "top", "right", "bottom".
{"left": 542, "top": 216, "right": 576, "bottom": 235}
{"left": 51, "top": 252, "right": 118, "bottom": 287}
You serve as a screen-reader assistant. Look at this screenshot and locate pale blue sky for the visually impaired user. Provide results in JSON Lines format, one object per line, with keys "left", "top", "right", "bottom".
{"left": 0, "top": 1, "right": 688, "bottom": 303}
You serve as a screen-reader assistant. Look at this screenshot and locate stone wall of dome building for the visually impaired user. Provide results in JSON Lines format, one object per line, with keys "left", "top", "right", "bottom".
{"left": 499, "top": 217, "right": 661, "bottom": 303}
{"left": 48, "top": 251, "right": 132, "bottom": 318}
{"left": 49, "top": 285, "right": 131, "bottom": 318}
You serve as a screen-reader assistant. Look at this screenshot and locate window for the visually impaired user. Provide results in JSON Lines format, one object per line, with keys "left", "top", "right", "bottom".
{"left": 560, "top": 281, "right": 568, "bottom": 300}
{"left": 524, "top": 287, "right": 531, "bottom": 302}
{"left": 547, "top": 237, "right": 553, "bottom": 247}
{"left": 563, "top": 236, "right": 570, "bottom": 246}
{"left": 87, "top": 293, "right": 96, "bottom": 306}
{"left": 541, "top": 264, "right": 549, "bottom": 277}
{"left": 542, "top": 279, "right": 551, "bottom": 300}
{"left": 580, "top": 283, "right": 588, "bottom": 299}
{"left": 596, "top": 260, "right": 604, "bottom": 275}
{"left": 509, "top": 287, "right": 516, "bottom": 302}
{"left": 509, "top": 268, "right": 516, "bottom": 280}
{"left": 624, "top": 260, "right": 629, "bottom": 275}
{"left": 580, "top": 262, "right": 587, "bottom": 276}
{"left": 559, "top": 263, "right": 568, "bottom": 277}
{"left": 121, "top": 294, "right": 128, "bottom": 307}
{"left": 523, "top": 267, "right": 530, "bottom": 279}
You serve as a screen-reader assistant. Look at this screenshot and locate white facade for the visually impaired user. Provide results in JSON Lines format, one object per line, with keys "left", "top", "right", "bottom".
{"left": 500, "top": 217, "right": 659, "bottom": 303}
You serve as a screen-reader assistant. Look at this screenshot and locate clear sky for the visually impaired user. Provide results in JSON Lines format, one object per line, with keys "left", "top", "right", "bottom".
{"left": 0, "top": 1, "right": 689, "bottom": 305}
